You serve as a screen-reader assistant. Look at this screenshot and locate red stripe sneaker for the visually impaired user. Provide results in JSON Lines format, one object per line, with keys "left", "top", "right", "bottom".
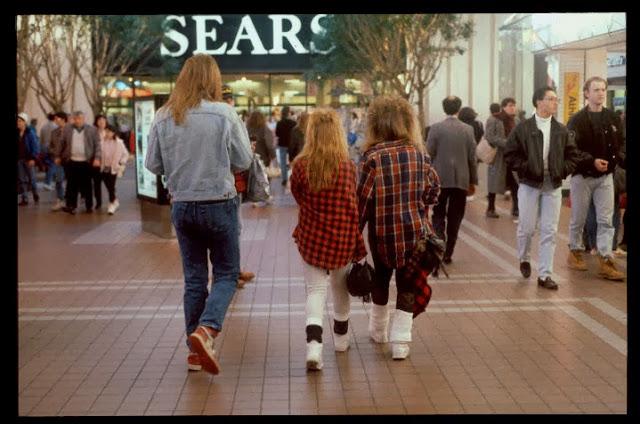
{"left": 188, "top": 326, "right": 221, "bottom": 375}
{"left": 187, "top": 352, "right": 202, "bottom": 371}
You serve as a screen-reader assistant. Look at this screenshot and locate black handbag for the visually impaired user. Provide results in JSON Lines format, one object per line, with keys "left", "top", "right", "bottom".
{"left": 346, "top": 261, "right": 376, "bottom": 303}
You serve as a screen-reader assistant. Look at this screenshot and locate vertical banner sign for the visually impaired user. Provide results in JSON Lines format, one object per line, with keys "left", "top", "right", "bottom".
{"left": 563, "top": 72, "right": 580, "bottom": 124}
{"left": 134, "top": 99, "right": 158, "bottom": 200}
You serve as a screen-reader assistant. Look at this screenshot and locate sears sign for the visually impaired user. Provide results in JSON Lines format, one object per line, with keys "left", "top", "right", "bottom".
{"left": 160, "top": 14, "right": 332, "bottom": 72}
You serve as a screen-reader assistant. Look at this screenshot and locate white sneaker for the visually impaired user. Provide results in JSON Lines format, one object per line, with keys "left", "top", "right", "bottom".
{"left": 51, "top": 199, "right": 65, "bottom": 211}
{"left": 333, "top": 333, "right": 350, "bottom": 352}
{"left": 306, "top": 341, "right": 323, "bottom": 370}
{"left": 466, "top": 195, "right": 475, "bottom": 202}
{"left": 108, "top": 199, "right": 120, "bottom": 215}
{"left": 392, "top": 343, "right": 410, "bottom": 360}
{"left": 42, "top": 183, "right": 53, "bottom": 191}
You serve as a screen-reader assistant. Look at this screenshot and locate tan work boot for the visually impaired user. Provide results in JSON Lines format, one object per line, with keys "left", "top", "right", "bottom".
{"left": 597, "top": 256, "right": 625, "bottom": 281}
{"left": 567, "top": 250, "right": 588, "bottom": 271}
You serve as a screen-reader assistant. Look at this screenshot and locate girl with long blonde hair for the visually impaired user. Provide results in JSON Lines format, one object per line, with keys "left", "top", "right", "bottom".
{"left": 290, "top": 108, "right": 367, "bottom": 371}
{"left": 145, "top": 53, "right": 253, "bottom": 375}
{"left": 357, "top": 95, "right": 440, "bottom": 360}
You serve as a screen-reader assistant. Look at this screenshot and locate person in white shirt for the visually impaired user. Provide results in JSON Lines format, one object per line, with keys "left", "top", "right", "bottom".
{"left": 504, "top": 87, "right": 581, "bottom": 289}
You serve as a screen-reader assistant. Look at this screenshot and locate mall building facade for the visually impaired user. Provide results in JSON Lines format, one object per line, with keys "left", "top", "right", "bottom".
{"left": 22, "top": 13, "right": 626, "bottom": 137}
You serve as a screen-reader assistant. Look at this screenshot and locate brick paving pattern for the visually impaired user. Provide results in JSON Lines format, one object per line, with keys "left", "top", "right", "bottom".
{"left": 18, "top": 166, "right": 627, "bottom": 415}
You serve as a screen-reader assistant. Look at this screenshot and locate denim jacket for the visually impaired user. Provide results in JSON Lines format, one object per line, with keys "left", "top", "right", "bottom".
{"left": 145, "top": 100, "right": 253, "bottom": 202}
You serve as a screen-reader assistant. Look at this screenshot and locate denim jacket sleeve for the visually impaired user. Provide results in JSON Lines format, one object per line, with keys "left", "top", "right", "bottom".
{"left": 228, "top": 113, "right": 253, "bottom": 172}
{"left": 145, "top": 118, "right": 164, "bottom": 175}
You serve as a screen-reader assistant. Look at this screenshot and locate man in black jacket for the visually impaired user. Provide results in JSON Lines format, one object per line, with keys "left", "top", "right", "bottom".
{"left": 566, "top": 76, "right": 625, "bottom": 281}
{"left": 504, "top": 87, "right": 581, "bottom": 289}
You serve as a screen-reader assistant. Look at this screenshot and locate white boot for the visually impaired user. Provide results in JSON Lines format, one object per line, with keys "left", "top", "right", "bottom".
{"left": 389, "top": 310, "right": 413, "bottom": 360}
{"left": 369, "top": 303, "right": 390, "bottom": 343}
{"left": 306, "top": 341, "right": 323, "bottom": 370}
{"left": 333, "top": 333, "right": 349, "bottom": 352}
{"left": 107, "top": 202, "right": 115, "bottom": 215}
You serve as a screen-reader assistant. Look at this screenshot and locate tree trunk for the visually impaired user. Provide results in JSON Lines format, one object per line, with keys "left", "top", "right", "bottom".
{"left": 416, "top": 86, "right": 426, "bottom": 140}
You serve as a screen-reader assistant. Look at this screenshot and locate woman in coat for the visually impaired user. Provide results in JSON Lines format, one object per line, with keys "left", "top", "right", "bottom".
{"left": 246, "top": 110, "right": 275, "bottom": 168}
{"left": 485, "top": 98, "right": 518, "bottom": 218}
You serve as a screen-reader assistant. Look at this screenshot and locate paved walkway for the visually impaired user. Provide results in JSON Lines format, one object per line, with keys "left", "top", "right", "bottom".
{"left": 18, "top": 164, "right": 627, "bottom": 415}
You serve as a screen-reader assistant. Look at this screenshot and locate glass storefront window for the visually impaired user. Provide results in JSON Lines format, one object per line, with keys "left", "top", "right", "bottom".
{"left": 223, "top": 73, "right": 270, "bottom": 111}
{"left": 271, "top": 74, "right": 307, "bottom": 107}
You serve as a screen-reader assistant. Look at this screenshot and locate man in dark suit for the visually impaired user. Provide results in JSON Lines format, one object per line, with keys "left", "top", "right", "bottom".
{"left": 426, "top": 96, "right": 478, "bottom": 263}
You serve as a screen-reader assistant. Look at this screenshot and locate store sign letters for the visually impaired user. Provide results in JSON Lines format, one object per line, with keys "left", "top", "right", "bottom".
{"left": 161, "top": 14, "right": 331, "bottom": 58}
{"left": 563, "top": 72, "right": 580, "bottom": 124}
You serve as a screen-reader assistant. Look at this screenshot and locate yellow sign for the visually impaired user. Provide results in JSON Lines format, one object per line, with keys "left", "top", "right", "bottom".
{"left": 563, "top": 72, "right": 581, "bottom": 123}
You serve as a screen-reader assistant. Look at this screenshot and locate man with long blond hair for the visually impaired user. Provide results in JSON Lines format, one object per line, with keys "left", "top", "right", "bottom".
{"left": 358, "top": 96, "right": 441, "bottom": 360}
{"left": 145, "top": 54, "right": 253, "bottom": 375}
{"left": 290, "top": 108, "right": 367, "bottom": 371}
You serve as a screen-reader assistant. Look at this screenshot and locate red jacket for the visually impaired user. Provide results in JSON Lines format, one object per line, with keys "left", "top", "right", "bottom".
{"left": 291, "top": 158, "right": 367, "bottom": 270}
{"left": 357, "top": 140, "right": 441, "bottom": 269}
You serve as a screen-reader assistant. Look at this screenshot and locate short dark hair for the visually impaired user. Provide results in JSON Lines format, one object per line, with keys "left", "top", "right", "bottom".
{"left": 442, "top": 96, "right": 462, "bottom": 115}
{"left": 501, "top": 97, "right": 516, "bottom": 108}
{"left": 54, "top": 111, "right": 68, "bottom": 121}
{"left": 458, "top": 107, "right": 477, "bottom": 124}
{"left": 105, "top": 124, "right": 118, "bottom": 134}
{"left": 281, "top": 106, "right": 291, "bottom": 120}
{"left": 532, "top": 86, "right": 555, "bottom": 108}
{"left": 489, "top": 103, "right": 501, "bottom": 114}
{"left": 94, "top": 114, "right": 107, "bottom": 126}
{"left": 47, "top": 113, "right": 55, "bottom": 121}
{"left": 583, "top": 76, "right": 607, "bottom": 94}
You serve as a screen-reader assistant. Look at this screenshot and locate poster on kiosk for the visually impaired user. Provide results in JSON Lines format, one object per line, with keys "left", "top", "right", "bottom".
{"left": 134, "top": 98, "right": 170, "bottom": 204}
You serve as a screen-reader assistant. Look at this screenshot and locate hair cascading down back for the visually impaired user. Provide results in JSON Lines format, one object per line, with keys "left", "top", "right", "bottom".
{"left": 163, "top": 54, "right": 223, "bottom": 125}
{"left": 293, "top": 108, "right": 348, "bottom": 193}
{"left": 362, "top": 95, "right": 424, "bottom": 153}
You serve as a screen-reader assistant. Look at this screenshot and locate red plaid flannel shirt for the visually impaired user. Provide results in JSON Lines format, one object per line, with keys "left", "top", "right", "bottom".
{"left": 291, "top": 159, "right": 367, "bottom": 270}
{"left": 357, "top": 140, "right": 441, "bottom": 269}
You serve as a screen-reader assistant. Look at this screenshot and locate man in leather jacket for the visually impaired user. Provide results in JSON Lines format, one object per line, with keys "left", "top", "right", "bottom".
{"left": 565, "top": 76, "right": 625, "bottom": 281}
{"left": 504, "top": 86, "right": 581, "bottom": 289}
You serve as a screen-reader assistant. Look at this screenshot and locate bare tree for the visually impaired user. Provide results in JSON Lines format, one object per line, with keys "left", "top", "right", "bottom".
{"left": 20, "top": 15, "right": 78, "bottom": 114}
{"left": 402, "top": 15, "right": 473, "bottom": 134}
{"left": 71, "top": 16, "right": 169, "bottom": 116}
{"left": 311, "top": 14, "right": 473, "bottom": 134}
{"left": 16, "top": 15, "right": 39, "bottom": 112}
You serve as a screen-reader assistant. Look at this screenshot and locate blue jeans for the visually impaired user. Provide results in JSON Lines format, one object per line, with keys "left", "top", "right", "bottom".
{"left": 277, "top": 147, "right": 289, "bottom": 183}
{"left": 42, "top": 148, "right": 55, "bottom": 185}
{"left": 585, "top": 193, "right": 621, "bottom": 251}
{"left": 171, "top": 198, "right": 240, "bottom": 344}
{"left": 569, "top": 174, "right": 615, "bottom": 257}
{"left": 517, "top": 176, "right": 562, "bottom": 279}
{"left": 17, "top": 160, "right": 38, "bottom": 201}
{"left": 50, "top": 163, "right": 65, "bottom": 200}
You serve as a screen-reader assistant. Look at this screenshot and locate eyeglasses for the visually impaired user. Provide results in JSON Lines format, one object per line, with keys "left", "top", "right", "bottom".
{"left": 544, "top": 97, "right": 560, "bottom": 102}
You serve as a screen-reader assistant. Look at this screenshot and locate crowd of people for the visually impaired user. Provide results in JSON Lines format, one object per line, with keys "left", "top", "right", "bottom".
{"left": 138, "top": 54, "right": 626, "bottom": 375}
{"left": 17, "top": 111, "right": 129, "bottom": 215}
{"left": 19, "top": 53, "right": 626, "bottom": 375}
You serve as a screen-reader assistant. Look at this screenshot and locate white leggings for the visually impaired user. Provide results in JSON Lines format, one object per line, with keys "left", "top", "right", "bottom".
{"left": 303, "top": 261, "right": 352, "bottom": 328}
